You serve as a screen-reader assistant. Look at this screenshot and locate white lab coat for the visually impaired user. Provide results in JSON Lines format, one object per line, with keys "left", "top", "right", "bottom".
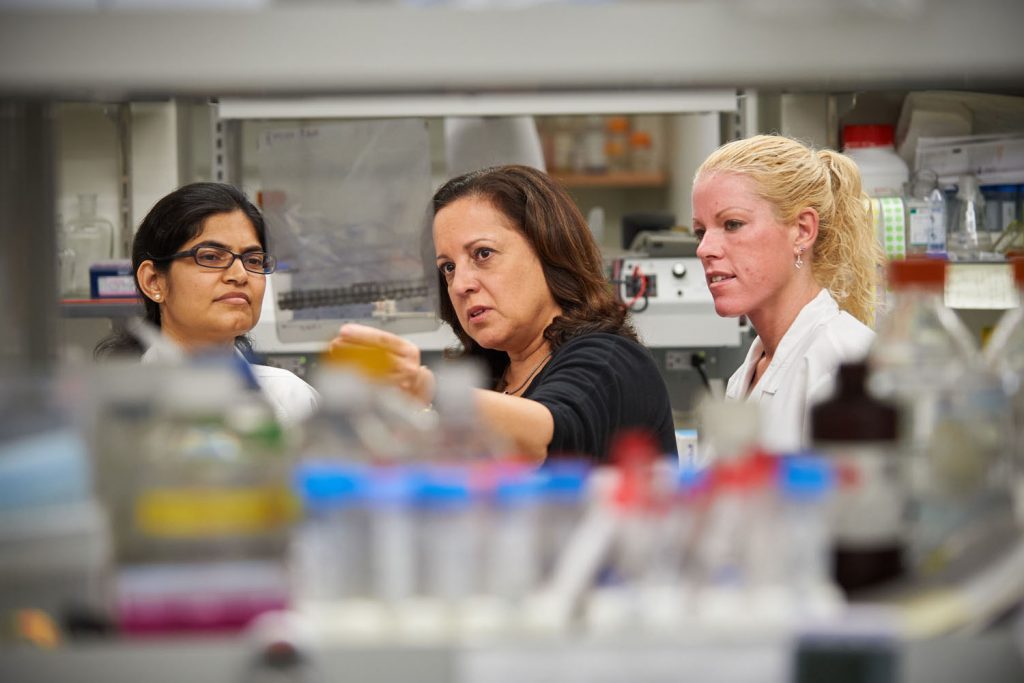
{"left": 141, "top": 340, "right": 319, "bottom": 427}
{"left": 725, "top": 289, "right": 875, "bottom": 453}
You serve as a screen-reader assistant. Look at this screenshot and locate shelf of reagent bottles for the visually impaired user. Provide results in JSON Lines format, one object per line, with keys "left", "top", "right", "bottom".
{"left": 550, "top": 171, "right": 669, "bottom": 189}
{"left": 59, "top": 298, "right": 144, "bottom": 319}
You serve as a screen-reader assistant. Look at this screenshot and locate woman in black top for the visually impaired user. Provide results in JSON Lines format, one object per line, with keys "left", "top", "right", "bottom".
{"left": 331, "top": 165, "right": 676, "bottom": 464}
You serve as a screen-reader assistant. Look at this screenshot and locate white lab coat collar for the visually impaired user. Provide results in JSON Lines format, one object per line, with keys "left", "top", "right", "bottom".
{"left": 728, "top": 288, "right": 836, "bottom": 400}
{"left": 139, "top": 334, "right": 240, "bottom": 365}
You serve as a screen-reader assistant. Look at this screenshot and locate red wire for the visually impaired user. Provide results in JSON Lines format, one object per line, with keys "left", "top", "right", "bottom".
{"left": 625, "top": 264, "right": 647, "bottom": 309}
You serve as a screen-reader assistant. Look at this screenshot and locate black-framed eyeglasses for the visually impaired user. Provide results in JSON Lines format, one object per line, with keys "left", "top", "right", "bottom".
{"left": 151, "top": 245, "right": 277, "bottom": 274}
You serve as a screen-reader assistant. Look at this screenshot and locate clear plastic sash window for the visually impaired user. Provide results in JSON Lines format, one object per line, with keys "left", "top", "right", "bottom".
{"left": 254, "top": 119, "right": 438, "bottom": 343}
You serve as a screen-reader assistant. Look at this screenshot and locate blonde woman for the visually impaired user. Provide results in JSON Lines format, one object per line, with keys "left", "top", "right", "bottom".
{"left": 691, "top": 134, "right": 883, "bottom": 452}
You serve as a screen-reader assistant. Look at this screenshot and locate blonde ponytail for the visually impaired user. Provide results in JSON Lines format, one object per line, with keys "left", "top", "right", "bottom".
{"left": 815, "top": 149, "right": 883, "bottom": 326}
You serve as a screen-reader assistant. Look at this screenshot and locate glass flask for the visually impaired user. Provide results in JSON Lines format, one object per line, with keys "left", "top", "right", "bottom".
{"left": 61, "top": 193, "right": 114, "bottom": 298}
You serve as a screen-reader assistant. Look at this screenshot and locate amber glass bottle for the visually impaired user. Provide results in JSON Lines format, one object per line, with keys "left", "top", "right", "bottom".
{"left": 811, "top": 361, "right": 903, "bottom": 594}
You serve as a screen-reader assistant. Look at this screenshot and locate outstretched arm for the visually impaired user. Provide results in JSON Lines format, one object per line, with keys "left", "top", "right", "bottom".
{"left": 474, "top": 388, "right": 554, "bottom": 465}
{"left": 328, "top": 323, "right": 554, "bottom": 463}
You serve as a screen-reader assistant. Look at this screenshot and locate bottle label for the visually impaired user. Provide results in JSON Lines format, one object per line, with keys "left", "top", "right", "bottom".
{"left": 906, "top": 201, "right": 946, "bottom": 253}
{"left": 823, "top": 443, "right": 905, "bottom": 549}
{"left": 135, "top": 486, "right": 298, "bottom": 537}
{"left": 875, "top": 198, "right": 906, "bottom": 259}
{"left": 907, "top": 202, "right": 929, "bottom": 247}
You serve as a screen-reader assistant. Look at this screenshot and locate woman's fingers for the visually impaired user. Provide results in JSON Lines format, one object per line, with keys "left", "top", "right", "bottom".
{"left": 336, "top": 323, "right": 417, "bottom": 357}
{"left": 328, "top": 323, "right": 430, "bottom": 403}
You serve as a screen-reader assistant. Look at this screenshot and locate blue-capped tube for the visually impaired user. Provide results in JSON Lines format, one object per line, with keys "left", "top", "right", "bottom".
{"left": 778, "top": 454, "right": 843, "bottom": 618}
{"left": 291, "top": 462, "right": 370, "bottom": 605}
{"left": 420, "top": 466, "right": 478, "bottom": 604}
{"left": 487, "top": 467, "right": 544, "bottom": 604}
{"left": 535, "top": 460, "right": 590, "bottom": 580}
{"left": 366, "top": 467, "right": 418, "bottom": 607}
{"left": 524, "top": 464, "right": 615, "bottom": 635}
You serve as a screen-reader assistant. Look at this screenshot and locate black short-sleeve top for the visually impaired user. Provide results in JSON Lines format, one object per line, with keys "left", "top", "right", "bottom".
{"left": 521, "top": 332, "right": 677, "bottom": 463}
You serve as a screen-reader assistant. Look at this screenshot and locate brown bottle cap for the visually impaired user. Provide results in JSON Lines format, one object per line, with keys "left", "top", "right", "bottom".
{"left": 887, "top": 257, "right": 946, "bottom": 289}
{"left": 1010, "top": 255, "right": 1024, "bottom": 286}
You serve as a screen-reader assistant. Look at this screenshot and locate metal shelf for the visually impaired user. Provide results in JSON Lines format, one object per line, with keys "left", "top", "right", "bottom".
{"left": 1, "top": 2, "right": 1023, "bottom": 96}
{"left": 551, "top": 171, "right": 669, "bottom": 189}
{"left": 217, "top": 91, "right": 738, "bottom": 120}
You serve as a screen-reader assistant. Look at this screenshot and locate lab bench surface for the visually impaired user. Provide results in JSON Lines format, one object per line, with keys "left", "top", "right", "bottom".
{"left": 0, "top": 629, "right": 1020, "bottom": 683}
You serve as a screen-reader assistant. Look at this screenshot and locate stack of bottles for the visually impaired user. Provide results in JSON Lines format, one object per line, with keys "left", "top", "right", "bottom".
{"left": 583, "top": 435, "right": 840, "bottom": 636}
{"left": 290, "top": 460, "right": 589, "bottom": 640}
{"left": 842, "top": 123, "right": 1021, "bottom": 259}
{"left": 540, "top": 115, "right": 660, "bottom": 176}
{"left": 867, "top": 258, "right": 1017, "bottom": 580}
{"left": 89, "top": 355, "right": 296, "bottom": 634}
{"left": 288, "top": 443, "right": 842, "bottom": 642}
{"left": 806, "top": 256, "right": 1024, "bottom": 602}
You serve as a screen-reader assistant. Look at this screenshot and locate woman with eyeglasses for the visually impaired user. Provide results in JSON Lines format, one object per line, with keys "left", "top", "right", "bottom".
{"left": 95, "top": 182, "right": 319, "bottom": 425}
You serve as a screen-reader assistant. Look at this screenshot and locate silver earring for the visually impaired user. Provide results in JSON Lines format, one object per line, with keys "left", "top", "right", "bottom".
{"left": 795, "top": 247, "right": 805, "bottom": 270}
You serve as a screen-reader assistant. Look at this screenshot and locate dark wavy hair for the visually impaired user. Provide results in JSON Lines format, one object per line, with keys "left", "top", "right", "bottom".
{"left": 433, "top": 165, "right": 636, "bottom": 384}
{"left": 94, "top": 182, "right": 267, "bottom": 358}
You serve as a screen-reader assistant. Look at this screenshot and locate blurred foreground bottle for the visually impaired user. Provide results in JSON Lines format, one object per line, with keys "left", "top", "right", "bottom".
{"left": 116, "top": 359, "right": 295, "bottom": 634}
{"left": 869, "top": 259, "right": 975, "bottom": 447}
{"left": 0, "top": 371, "right": 111, "bottom": 636}
{"left": 984, "top": 258, "right": 1024, "bottom": 520}
{"left": 693, "top": 400, "right": 769, "bottom": 623}
{"left": 812, "top": 362, "right": 904, "bottom": 593}
{"left": 303, "top": 345, "right": 434, "bottom": 463}
{"left": 869, "top": 258, "right": 1014, "bottom": 577}
{"left": 431, "top": 361, "right": 511, "bottom": 460}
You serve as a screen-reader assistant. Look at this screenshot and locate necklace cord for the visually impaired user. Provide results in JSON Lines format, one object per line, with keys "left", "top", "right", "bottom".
{"left": 502, "top": 351, "right": 553, "bottom": 395}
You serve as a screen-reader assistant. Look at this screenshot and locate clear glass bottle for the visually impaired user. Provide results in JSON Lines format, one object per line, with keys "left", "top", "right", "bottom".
{"left": 869, "top": 258, "right": 1013, "bottom": 577}
{"left": 869, "top": 259, "right": 975, "bottom": 440}
{"left": 550, "top": 116, "right": 576, "bottom": 174}
{"left": 629, "top": 130, "right": 656, "bottom": 174}
{"left": 984, "top": 258, "right": 1024, "bottom": 488}
{"left": 129, "top": 361, "right": 292, "bottom": 564}
{"left": 948, "top": 174, "right": 992, "bottom": 260}
{"left": 117, "top": 359, "right": 294, "bottom": 633}
{"left": 431, "top": 360, "right": 510, "bottom": 460}
{"left": 305, "top": 345, "right": 435, "bottom": 463}
{"left": 904, "top": 170, "right": 947, "bottom": 256}
{"left": 604, "top": 116, "right": 631, "bottom": 173}
{"left": 579, "top": 115, "right": 608, "bottom": 174}
{"left": 61, "top": 193, "right": 114, "bottom": 298}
